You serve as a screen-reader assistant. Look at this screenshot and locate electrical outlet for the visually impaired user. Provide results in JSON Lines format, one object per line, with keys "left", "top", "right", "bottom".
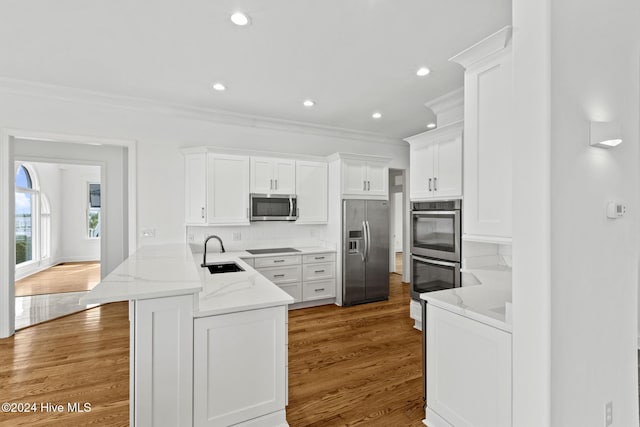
{"left": 232, "top": 232, "right": 242, "bottom": 241}
{"left": 140, "top": 228, "right": 156, "bottom": 238}
{"left": 605, "top": 401, "right": 613, "bottom": 426}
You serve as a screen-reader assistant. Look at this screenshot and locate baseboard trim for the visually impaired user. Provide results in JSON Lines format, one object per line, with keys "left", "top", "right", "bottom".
{"left": 15, "top": 257, "right": 100, "bottom": 281}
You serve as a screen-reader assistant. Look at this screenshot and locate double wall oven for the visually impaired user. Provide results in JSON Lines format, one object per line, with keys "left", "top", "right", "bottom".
{"left": 410, "top": 200, "right": 461, "bottom": 300}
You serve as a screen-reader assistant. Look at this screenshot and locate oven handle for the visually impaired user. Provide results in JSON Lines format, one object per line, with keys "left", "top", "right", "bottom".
{"left": 411, "top": 210, "right": 458, "bottom": 216}
{"left": 412, "top": 256, "right": 457, "bottom": 268}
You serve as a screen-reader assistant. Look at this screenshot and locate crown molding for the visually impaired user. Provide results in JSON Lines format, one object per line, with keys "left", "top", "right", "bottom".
{"left": 0, "top": 77, "right": 405, "bottom": 147}
{"left": 425, "top": 87, "right": 464, "bottom": 127}
{"left": 449, "top": 26, "right": 512, "bottom": 69}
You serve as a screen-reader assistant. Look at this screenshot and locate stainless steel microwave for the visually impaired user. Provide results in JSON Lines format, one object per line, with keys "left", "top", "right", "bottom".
{"left": 249, "top": 194, "right": 298, "bottom": 221}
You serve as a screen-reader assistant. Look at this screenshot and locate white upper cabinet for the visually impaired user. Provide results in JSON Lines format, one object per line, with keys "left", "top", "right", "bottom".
{"left": 250, "top": 157, "right": 296, "bottom": 195}
{"left": 183, "top": 151, "right": 250, "bottom": 226}
{"left": 406, "top": 121, "right": 463, "bottom": 201}
{"left": 184, "top": 153, "right": 207, "bottom": 224}
{"left": 450, "top": 26, "right": 512, "bottom": 243}
{"left": 295, "top": 161, "right": 328, "bottom": 224}
{"left": 207, "top": 153, "right": 250, "bottom": 225}
{"left": 340, "top": 156, "right": 389, "bottom": 199}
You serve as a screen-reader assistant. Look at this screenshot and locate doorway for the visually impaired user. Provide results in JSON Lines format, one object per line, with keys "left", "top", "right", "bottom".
{"left": 0, "top": 129, "right": 137, "bottom": 339}
{"left": 14, "top": 161, "right": 103, "bottom": 329}
{"left": 388, "top": 168, "right": 408, "bottom": 281}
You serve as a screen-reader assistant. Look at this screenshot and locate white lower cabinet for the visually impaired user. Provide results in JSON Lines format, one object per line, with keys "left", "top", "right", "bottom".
{"left": 133, "top": 295, "right": 194, "bottom": 427}
{"left": 193, "top": 306, "right": 288, "bottom": 427}
{"left": 426, "top": 305, "right": 512, "bottom": 427}
{"left": 252, "top": 252, "right": 336, "bottom": 306}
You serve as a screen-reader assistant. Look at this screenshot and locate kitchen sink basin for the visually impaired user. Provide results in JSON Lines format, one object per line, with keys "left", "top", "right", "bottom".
{"left": 202, "top": 262, "right": 245, "bottom": 274}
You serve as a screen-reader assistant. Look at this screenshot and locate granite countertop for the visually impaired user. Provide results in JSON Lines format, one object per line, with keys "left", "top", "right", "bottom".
{"left": 81, "top": 244, "right": 296, "bottom": 316}
{"left": 421, "top": 283, "right": 512, "bottom": 333}
{"left": 81, "top": 244, "right": 203, "bottom": 304}
{"left": 206, "top": 246, "right": 336, "bottom": 260}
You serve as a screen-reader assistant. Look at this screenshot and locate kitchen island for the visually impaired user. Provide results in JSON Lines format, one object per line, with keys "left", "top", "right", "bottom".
{"left": 82, "top": 244, "right": 294, "bottom": 427}
{"left": 421, "top": 280, "right": 512, "bottom": 427}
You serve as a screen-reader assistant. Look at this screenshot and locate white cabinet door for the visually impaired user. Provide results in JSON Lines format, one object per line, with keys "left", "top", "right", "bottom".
{"left": 185, "top": 153, "right": 207, "bottom": 224}
{"left": 207, "top": 154, "right": 250, "bottom": 225}
{"left": 134, "top": 295, "right": 194, "bottom": 427}
{"left": 407, "top": 121, "right": 463, "bottom": 201}
{"left": 434, "top": 131, "right": 463, "bottom": 198}
{"left": 341, "top": 159, "right": 368, "bottom": 195}
{"left": 426, "top": 305, "right": 512, "bottom": 427}
{"left": 366, "top": 161, "right": 388, "bottom": 197}
{"left": 462, "top": 47, "right": 513, "bottom": 241}
{"left": 409, "top": 142, "right": 436, "bottom": 200}
{"left": 296, "top": 161, "right": 328, "bottom": 224}
{"left": 193, "top": 306, "right": 286, "bottom": 427}
{"left": 272, "top": 158, "right": 296, "bottom": 194}
{"left": 250, "top": 157, "right": 275, "bottom": 194}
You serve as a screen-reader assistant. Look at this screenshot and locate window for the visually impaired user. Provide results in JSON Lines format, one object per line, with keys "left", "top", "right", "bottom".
{"left": 40, "top": 195, "right": 51, "bottom": 259}
{"left": 88, "top": 183, "right": 101, "bottom": 238}
{"left": 15, "top": 165, "right": 37, "bottom": 265}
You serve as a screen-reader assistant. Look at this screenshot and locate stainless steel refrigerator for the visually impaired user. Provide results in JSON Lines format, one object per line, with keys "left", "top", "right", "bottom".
{"left": 342, "top": 199, "right": 390, "bottom": 305}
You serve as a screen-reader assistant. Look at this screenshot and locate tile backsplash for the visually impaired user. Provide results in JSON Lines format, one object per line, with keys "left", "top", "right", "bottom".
{"left": 187, "top": 222, "right": 335, "bottom": 252}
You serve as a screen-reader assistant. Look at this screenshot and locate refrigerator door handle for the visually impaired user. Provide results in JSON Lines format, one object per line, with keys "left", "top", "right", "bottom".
{"left": 362, "top": 221, "right": 368, "bottom": 262}
{"left": 365, "top": 220, "right": 371, "bottom": 262}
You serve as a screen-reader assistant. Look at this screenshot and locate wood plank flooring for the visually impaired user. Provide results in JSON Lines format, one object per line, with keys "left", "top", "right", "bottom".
{"left": 15, "top": 262, "right": 101, "bottom": 297}
{"left": 0, "top": 302, "right": 129, "bottom": 426}
{"left": 0, "top": 273, "right": 424, "bottom": 426}
{"left": 287, "top": 273, "right": 424, "bottom": 426}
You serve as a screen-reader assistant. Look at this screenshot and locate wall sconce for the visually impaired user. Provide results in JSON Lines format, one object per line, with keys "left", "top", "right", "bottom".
{"left": 590, "top": 121, "right": 622, "bottom": 148}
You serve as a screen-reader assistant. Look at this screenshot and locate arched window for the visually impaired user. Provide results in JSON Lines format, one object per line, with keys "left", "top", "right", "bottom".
{"left": 15, "top": 164, "right": 40, "bottom": 266}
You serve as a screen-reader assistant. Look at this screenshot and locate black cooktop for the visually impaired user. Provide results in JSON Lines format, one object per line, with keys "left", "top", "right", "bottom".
{"left": 246, "top": 248, "right": 301, "bottom": 255}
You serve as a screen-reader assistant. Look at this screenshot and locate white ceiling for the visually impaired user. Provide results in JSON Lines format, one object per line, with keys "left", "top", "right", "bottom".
{"left": 0, "top": 0, "right": 511, "bottom": 139}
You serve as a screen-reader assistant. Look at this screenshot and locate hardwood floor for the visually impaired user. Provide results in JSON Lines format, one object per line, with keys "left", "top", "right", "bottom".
{"left": 15, "top": 262, "right": 101, "bottom": 297}
{"left": 287, "top": 273, "right": 424, "bottom": 426}
{"left": 0, "top": 274, "right": 424, "bottom": 426}
{"left": 0, "top": 302, "right": 129, "bottom": 426}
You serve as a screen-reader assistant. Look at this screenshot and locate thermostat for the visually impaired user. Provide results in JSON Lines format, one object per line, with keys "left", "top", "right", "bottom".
{"left": 607, "top": 202, "right": 626, "bottom": 219}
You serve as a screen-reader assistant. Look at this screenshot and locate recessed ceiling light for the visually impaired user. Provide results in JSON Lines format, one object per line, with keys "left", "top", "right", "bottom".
{"left": 416, "top": 67, "right": 431, "bottom": 77}
{"left": 303, "top": 99, "right": 315, "bottom": 107}
{"left": 212, "top": 83, "right": 226, "bottom": 91}
{"left": 372, "top": 112, "right": 382, "bottom": 119}
{"left": 427, "top": 123, "right": 436, "bottom": 129}
{"left": 230, "top": 12, "right": 250, "bottom": 26}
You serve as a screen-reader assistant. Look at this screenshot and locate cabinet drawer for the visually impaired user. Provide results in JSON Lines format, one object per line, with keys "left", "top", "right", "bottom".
{"left": 302, "top": 279, "right": 336, "bottom": 301}
{"left": 302, "top": 252, "right": 336, "bottom": 264}
{"left": 257, "top": 265, "right": 301, "bottom": 284}
{"left": 278, "top": 282, "right": 302, "bottom": 304}
{"left": 239, "top": 257, "right": 255, "bottom": 268}
{"left": 302, "top": 262, "right": 335, "bottom": 282}
{"left": 254, "top": 255, "right": 301, "bottom": 268}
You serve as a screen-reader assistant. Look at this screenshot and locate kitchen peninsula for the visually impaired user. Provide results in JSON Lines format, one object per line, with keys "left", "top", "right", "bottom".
{"left": 82, "top": 243, "right": 295, "bottom": 427}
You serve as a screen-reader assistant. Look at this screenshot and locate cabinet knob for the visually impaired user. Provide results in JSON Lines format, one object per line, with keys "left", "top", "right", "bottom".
{"left": 315, "top": 288, "right": 325, "bottom": 292}
{"left": 363, "top": 180, "right": 367, "bottom": 191}
{"left": 275, "top": 179, "right": 278, "bottom": 190}
{"left": 367, "top": 181, "right": 370, "bottom": 191}
{"left": 314, "top": 270, "right": 325, "bottom": 273}
{"left": 434, "top": 177, "right": 438, "bottom": 191}
{"left": 201, "top": 207, "right": 205, "bottom": 218}
{"left": 428, "top": 178, "right": 432, "bottom": 191}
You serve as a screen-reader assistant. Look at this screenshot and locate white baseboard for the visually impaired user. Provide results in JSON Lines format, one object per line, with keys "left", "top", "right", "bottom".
{"left": 15, "top": 256, "right": 100, "bottom": 281}
{"left": 425, "top": 408, "right": 454, "bottom": 427}
{"left": 56, "top": 256, "right": 100, "bottom": 264}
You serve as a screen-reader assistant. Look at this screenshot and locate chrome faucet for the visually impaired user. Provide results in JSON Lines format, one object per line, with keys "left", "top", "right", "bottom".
{"left": 201, "top": 235, "right": 226, "bottom": 267}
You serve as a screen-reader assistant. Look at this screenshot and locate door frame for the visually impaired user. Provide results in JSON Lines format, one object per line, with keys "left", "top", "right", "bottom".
{"left": 0, "top": 128, "right": 137, "bottom": 338}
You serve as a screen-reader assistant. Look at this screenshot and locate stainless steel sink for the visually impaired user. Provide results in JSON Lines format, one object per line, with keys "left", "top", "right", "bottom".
{"left": 202, "top": 262, "right": 245, "bottom": 274}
